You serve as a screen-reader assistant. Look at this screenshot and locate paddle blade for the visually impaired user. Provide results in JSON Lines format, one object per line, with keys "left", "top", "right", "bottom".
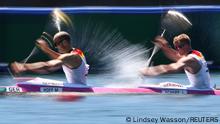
{"left": 161, "top": 10, "right": 192, "bottom": 34}
{"left": 41, "top": 32, "right": 55, "bottom": 48}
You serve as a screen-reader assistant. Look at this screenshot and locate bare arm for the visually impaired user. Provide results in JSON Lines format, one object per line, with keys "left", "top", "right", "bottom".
{"left": 24, "top": 59, "right": 62, "bottom": 74}
{"left": 154, "top": 36, "right": 181, "bottom": 62}
{"left": 58, "top": 53, "right": 82, "bottom": 69}
{"left": 140, "top": 56, "right": 192, "bottom": 76}
{"left": 26, "top": 53, "right": 82, "bottom": 73}
{"left": 11, "top": 52, "right": 82, "bottom": 75}
{"left": 161, "top": 46, "right": 181, "bottom": 62}
{"left": 140, "top": 62, "right": 185, "bottom": 76}
{"left": 11, "top": 59, "right": 62, "bottom": 74}
{"left": 35, "top": 39, "right": 60, "bottom": 59}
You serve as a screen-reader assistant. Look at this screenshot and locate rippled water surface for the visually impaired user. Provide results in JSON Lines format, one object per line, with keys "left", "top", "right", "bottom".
{"left": 0, "top": 73, "right": 220, "bottom": 124}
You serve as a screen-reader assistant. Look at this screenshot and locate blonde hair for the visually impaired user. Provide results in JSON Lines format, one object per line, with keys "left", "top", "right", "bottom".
{"left": 173, "top": 33, "right": 191, "bottom": 45}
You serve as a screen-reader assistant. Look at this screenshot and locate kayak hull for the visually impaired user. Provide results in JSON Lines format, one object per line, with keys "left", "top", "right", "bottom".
{"left": 1, "top": 83, "right": 220, "bottom": 96}
{"left": 1, "top": 77, "right": 219, "bottom": 95}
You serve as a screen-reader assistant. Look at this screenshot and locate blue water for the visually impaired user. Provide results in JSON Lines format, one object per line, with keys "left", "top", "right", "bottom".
{"left": 0, "top": 73, "right": 220, "bottom": 124}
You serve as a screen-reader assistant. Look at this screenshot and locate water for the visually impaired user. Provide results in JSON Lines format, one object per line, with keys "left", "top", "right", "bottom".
{"left": 46, "top": 10, "right": 151, "bottom": 75}
{"left": 2, "top": 9, "right": 219, "bottom": 123}
{"left": 70, "top": 18, "right": 150, "bottom": 75}
{"left": 0, "top": 73, "right": 220, "bottom": 124}
{"left": 52, "top": 8, "right": 74, "bottom": 32}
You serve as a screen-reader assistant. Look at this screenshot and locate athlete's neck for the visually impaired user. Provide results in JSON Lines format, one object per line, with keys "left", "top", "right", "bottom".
{"left": 187, "top": 50, "right": 194, "bottom": 55}
{"left": 184, "top": 47, "right": 193, "bottom": 55}
{"left": 68, "top": 48, "right": 74, "bottom": 53}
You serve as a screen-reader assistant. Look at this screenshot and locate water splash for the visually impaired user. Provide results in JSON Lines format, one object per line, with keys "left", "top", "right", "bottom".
{"left": 72, "top": 19, "right": 151, "bottom": 83}
{"left": 19, "top": 9, "right": 72, "bottom": 67}
{"left": 52, "top": 8, "right": 74, "bottom": 32}
{"left": 53, "top": 10, "right": 61, "bottom": 32}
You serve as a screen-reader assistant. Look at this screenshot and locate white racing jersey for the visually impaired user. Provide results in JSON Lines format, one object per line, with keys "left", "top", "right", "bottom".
{"left": 62, "top": 48, "right": 89, "bottom": 85}
{"left": 184, "top": 50, "right": 211, "bottom": 89}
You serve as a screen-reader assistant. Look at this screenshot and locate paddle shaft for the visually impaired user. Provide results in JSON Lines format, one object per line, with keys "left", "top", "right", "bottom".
{"left": 146, "top": 29, "right": 166, "bottom": 67}
{"left": 21, "top": 32, "right": 54, "bottom": 64}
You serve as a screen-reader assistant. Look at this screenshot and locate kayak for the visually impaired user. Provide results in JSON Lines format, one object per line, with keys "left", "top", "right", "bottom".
{"left": 0, "top": 77, "right": 219, "bottom": 96}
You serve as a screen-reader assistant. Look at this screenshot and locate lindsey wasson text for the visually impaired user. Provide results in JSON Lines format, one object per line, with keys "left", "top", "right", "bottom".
{"left": 125, "top": 116, "right": 219, "bottom": 124}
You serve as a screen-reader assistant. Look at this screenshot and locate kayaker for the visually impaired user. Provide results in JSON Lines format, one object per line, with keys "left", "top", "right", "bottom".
{"left": 140, "top": 33, "right": 212, "bottom": 89}
{"left": 10, "top": 31, "right": 89, "bottom": 85}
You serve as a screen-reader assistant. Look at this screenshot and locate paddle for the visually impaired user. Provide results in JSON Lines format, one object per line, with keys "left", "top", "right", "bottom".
{"left": 8, "top": 8, "right": 74, "bottom": 78}
{"left": 146, "top": 10, "right": 192, "bottom": 67}
{"left": 23, "top": 8, "right": 73, "bottom": 63}
{"left": 21, "top": 32, "right": 54, "bottom": 65}
{"left": 20, "top": 8, "right": 72, "bottom": 65}
{"left": 7, "top": 31, "right": 55, "bottom": 77}
{"left": 146, "top": 30, "right": 166, "bottom": 67}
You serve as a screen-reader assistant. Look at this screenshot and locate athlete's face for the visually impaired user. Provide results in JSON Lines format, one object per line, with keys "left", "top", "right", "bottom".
{"left": 174, "top": 42, "right": 188, "bottom": 55}
{"left": 54, "top": 38, "right": 65, "bottom": 47}
{"left": 54, "top": 38, "right": 72, "bottom": 53}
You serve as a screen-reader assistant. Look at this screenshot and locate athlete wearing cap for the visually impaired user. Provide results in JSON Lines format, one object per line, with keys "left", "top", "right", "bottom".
{"left": 11, "top": 31, "right": 89, "bottom": 85}
{"left": 140, "top": 34, "right": 212, "bottom": 89}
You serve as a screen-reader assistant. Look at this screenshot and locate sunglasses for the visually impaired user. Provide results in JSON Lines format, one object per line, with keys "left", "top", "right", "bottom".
{"left": 54, "top": 39, "right": 66, "bottom": 47}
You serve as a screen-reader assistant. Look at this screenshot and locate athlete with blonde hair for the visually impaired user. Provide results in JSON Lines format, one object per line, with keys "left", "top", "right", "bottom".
{"left": 141, "top": 34, "right": 212, "bottom": 89}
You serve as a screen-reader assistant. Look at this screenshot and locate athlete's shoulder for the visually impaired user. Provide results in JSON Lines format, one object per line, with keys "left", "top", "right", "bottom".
{"left": 71, "top": 48, "right": 83, "bottom": 55}
{"left": 178, "top": 54, "right": 196, "bottom": 64}
{"left": 57, "top": 52, "right": 79, "bottom": 61}
{"left": 190, "top": 50, "right": 205, "bottom": 59}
